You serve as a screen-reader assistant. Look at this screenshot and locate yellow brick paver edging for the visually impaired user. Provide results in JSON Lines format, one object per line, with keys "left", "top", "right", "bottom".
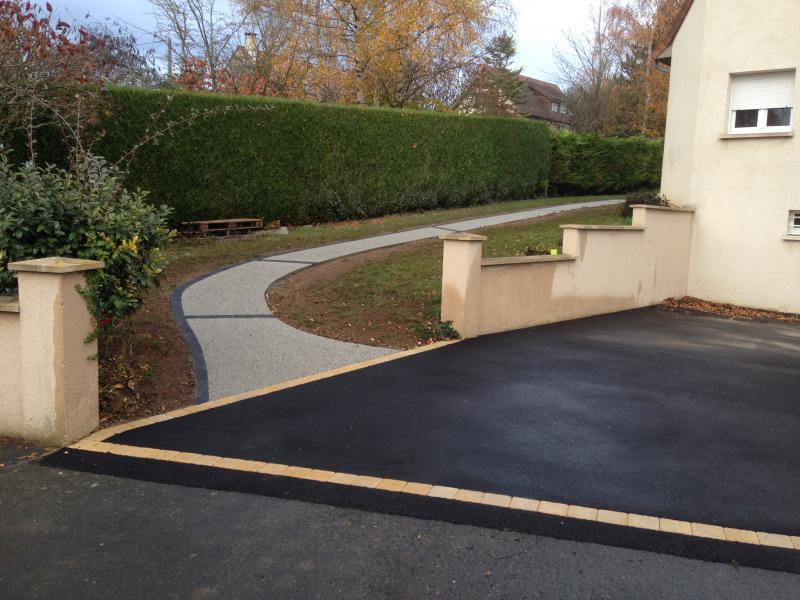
{"left": 70, "top": 340, "right": 800, "bottom": 554}
{"left": 69, "top": 438, "right": 800, "bottom": 552}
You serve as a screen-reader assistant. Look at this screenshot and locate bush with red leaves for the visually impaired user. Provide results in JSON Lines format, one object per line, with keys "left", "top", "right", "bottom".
{"left": 0, "top": 1, "right": 118, "bottom": 164}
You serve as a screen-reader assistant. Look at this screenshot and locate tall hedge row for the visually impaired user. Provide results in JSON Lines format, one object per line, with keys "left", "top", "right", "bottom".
{"left": 95, "top": 88, "right": 551, "bottom": 225}
{"left": 548, "top": 131, "right": 663, "bottom": 196}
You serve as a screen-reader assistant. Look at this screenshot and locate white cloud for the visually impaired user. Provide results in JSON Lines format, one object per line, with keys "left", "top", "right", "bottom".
{"left": 510, "top": 0, "right": 591, "bottom": 83}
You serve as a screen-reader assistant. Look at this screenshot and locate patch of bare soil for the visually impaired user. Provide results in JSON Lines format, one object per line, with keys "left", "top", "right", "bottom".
{"left": 268, "top": 240, "right": 442, "bottom": 350}
{"left": 661, "top": 296, "right": 800, "bottom": 324}
{"left": 98, "top": 255, "right": 250, "bottom": 427}
{"left": 98, "top": 279, "right": 194, "bottom": 427}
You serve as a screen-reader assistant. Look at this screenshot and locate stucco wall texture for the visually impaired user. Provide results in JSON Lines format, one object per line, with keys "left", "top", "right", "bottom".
{"left": 0, "top": 260, "right": 101, "bottom": 446}
{"left": 0, "top": 311, "right": 23, "bottom": 438}
{"left": 441, "top": 206, "right": 694, "bottom": 338}
{"left": 660, "top": 0, "right": 800, "bottom": 313}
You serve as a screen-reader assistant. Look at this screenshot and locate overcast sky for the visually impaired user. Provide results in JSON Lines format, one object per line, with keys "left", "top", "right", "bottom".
{"left": 57, "top": 0, "right": 590, "bottom": 82}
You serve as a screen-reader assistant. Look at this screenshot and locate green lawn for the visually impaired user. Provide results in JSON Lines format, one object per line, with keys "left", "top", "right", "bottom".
{"left": 271, "top": 205, "right": 629, "bottom": 349}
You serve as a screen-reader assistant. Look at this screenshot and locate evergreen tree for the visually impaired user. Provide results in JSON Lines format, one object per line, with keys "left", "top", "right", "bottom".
{"left": 462, "top": 31, "right": 524, "bottom": 116}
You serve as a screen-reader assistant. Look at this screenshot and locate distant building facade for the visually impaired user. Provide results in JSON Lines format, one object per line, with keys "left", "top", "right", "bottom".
{"left": 515, "top": 75, "right": 573, "bottom": 129}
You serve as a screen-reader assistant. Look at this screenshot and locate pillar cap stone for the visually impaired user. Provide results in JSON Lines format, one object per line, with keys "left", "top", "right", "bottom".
{"left": 8, "top": 257, "right": 105, "bottom": 274}
{"left": 629, "top": 204, "right": 696, "bottom": 212}
{"left": 439, "top": 232, "right": 487, "bottom": 242}
{"left": 559, "top": 224, "right": 645, "bottom": 231}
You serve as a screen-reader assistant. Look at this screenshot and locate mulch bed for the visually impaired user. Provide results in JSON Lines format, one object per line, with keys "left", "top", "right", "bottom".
{"left": 98, "top": 286, "right": 195, "bottom": 428}
{"left": 661, "top": 297, "right": 800, "bottom": 324}
{"left": 96, "top": 256, "right": 236, "bottom": 427}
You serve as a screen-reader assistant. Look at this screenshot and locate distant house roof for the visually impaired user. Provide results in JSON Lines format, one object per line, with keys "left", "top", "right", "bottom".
{"left": 655, "top": 0, "right": 695, "bottom": 66}
{"left": 515, "top": 74, "right": 572, "bottom": 126}
{"left": 228, "top": 45, "right": 255, "bottom": 73}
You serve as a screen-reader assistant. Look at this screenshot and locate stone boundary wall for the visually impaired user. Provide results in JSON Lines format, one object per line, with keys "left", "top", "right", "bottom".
{"left": 441, "top": 206, "right": 695, "bottom": 338}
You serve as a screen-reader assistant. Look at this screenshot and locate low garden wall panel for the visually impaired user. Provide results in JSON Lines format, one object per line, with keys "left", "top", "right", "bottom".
{"left": 441, "top": 206, "right": 694, "bottom": 337}
{"left": 0, "top": 308, "right": 22, "bottom": 438}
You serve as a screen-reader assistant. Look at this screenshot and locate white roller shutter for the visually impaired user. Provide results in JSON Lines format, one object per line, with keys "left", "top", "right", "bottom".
{"left": 730, "top": 71, "right": 795, "bottom": 111}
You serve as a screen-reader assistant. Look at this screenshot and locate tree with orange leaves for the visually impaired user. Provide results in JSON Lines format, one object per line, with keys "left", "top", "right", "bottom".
{"left": 554, "top": 0, "right": 682, "bottom": 137}
{"left": 232, "top": 0, "right": 513, "bottom": 108}
{"left": 607, "top": 0, "right": 683, "bottom": 137}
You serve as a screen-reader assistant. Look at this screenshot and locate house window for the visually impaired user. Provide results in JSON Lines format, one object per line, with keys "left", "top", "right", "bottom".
{"left": 729, "top": 70, "right": 795, "bottom": 134}
{"left": 551, "top": 101, "right": 559, "bottom": 112}
{"left": 560, "top": 105, "right": 567, "bottom": 114}
{"left": 789, "top": 211, "right": 800, "bottom": 236}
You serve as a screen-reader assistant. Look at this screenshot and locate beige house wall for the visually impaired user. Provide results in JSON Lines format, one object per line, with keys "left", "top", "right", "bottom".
{"left": 661, "top": 0, "right": 800, "bottom": 313}
{"left": 441, "top": 206, "right": 694, "bottom": 337}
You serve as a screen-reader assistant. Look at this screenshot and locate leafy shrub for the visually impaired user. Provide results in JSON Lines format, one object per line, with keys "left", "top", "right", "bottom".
{"left": 524, "top": 242, "right": 555, "bottom": 256}
{"left": 414, "top": 318, "right": 460, "bottom": 342}
{"left": 549, "top": 131, "right": 663, "bottom": 196}
{"left": 87, "top": 87, "right": 552, "bottom": 225}
{"left": 620, "top": 189, "right": 669, "bottom": 218}
{"left": 0, "top": 151, "right": 174, "bottom": 326}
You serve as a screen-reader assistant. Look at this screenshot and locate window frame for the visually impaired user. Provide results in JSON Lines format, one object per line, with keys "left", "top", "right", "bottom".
{"left": 729, "top": 107, "right": 793, "bottom": 135}
{"left": 727, "top": 70, "right": 795, "bottom": 135}
{"left": 789, "top": 211, "right": 800, "bottom": 236}
{"left": 551, "top": 101, "right": 559, "bottom": 113}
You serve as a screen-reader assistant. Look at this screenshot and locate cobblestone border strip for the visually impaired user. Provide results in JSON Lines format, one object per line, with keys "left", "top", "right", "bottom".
{"left": 69, "top": 438, "right": 800, "bottom": 552}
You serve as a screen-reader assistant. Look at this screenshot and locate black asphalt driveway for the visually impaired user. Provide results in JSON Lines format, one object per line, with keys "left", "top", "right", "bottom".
{"left": 46, "top": 308, "right": 800, "bottom": 570}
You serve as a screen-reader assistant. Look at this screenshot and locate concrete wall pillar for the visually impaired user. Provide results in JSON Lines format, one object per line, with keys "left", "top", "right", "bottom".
{"left": 439, "top": 233, "right": 486, "bottom": 339}
{"left": 8, "top": 257, "right": 104, "bottom": 446}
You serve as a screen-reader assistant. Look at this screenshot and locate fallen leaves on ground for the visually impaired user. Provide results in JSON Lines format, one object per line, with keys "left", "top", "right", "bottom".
{"left": 661, "top": 297, "right": 800, "bottom": 324}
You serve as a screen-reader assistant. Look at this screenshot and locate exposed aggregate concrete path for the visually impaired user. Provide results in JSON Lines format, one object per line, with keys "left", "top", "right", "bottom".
{"left": 175, "top": 199, "right": 622, "bottom": 402}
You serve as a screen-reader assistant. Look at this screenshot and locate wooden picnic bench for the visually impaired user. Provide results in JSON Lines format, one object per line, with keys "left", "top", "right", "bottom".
{"left": 180, "top": 218, "right": 264, "bottom": 238}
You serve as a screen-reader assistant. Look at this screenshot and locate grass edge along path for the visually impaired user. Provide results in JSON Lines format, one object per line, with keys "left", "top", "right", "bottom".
{"left": 268, "top": 205, "right": 628, "bottom": 350}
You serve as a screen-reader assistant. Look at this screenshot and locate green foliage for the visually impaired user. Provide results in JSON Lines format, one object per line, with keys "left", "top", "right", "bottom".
{"left": 482, "top": 32, "right": 524, "bottom": 113}
{"left": 91, "top": 87, "right": 552, "bottom": 225}
{"left": 621, "top": 189, "right": 669, "bottom": 218}
{"left": 414, "top": 317, "right": 460, "bottom": 342}
{"left": 0, "top": 151, "right": 174, "bottom": 326}
{"left": 549, "top": 131, "right": 663, "bottom": 196}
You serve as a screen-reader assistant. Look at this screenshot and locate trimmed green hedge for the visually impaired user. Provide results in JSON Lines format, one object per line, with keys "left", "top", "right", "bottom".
{"left": 549, "top": 131, "right": 663, "bottom": 196}
{"left": 94, "top": 88, "right": 551, "bottom": 225}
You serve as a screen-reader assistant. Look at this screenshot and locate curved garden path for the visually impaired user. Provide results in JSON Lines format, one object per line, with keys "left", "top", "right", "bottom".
{"left": 174, "top": 199, "right": 622, "bottom": 403}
